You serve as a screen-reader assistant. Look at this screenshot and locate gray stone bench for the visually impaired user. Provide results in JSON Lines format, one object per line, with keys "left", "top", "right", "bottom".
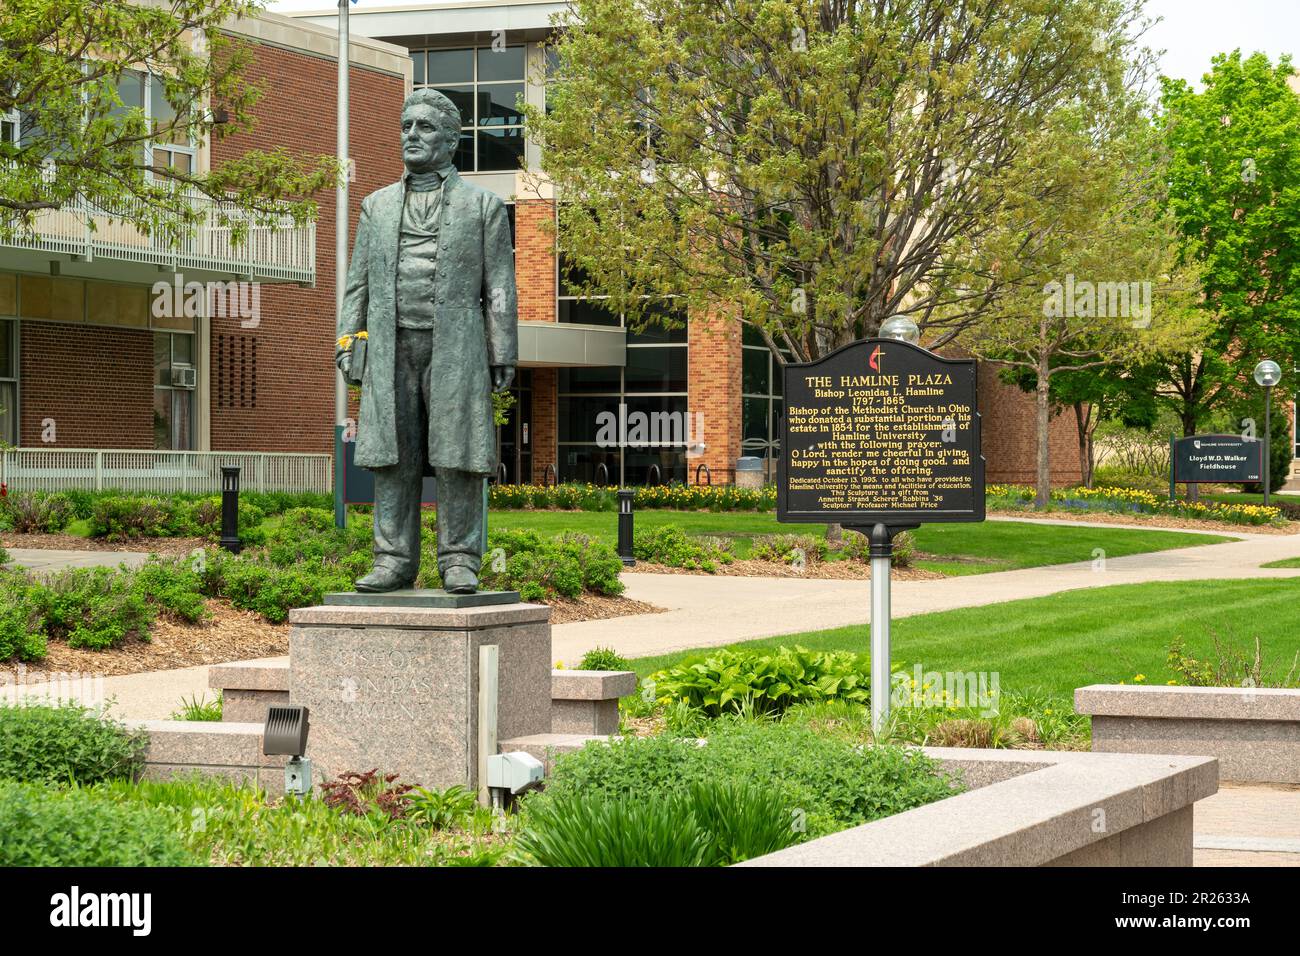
{"left": 1075, "top": 684, "right": 1300, "bottom": 784}
{"left": 550, "top": 669, "right": 637, "bottom": 736}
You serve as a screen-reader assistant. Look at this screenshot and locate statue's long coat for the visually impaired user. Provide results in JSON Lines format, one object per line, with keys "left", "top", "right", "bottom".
{"left": 336, "top": 170, "right": 518, "bottom": 474}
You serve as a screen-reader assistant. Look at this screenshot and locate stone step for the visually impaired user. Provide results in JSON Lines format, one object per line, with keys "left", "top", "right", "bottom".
{"left": 208, "top": 658, "right": 289, "bottom": 723}
{"left": 130, "top": 719, "right": 286, "bottom": 790}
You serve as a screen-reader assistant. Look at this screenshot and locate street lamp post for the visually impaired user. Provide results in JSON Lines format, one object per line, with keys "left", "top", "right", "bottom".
{"left": 1253, "top": 360, "right": 1282, "bottom": 507}
{"left": 333, "top": 0, "right": 352, "bottom": 528}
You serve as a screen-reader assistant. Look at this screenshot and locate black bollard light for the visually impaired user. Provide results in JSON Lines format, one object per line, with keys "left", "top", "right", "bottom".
{"left": 617, "top": 488, "right": 635, "bottom": 567}
{"left": 220, "top": 465, "right": 242, "bottom": 554}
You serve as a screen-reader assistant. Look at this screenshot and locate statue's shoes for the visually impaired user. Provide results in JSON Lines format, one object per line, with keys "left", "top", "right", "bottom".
{"left": 442, "top": 566, "right": 478, "bottom": 594}
{"left": 355, "top": 566, "right": 414, "bottom": 593}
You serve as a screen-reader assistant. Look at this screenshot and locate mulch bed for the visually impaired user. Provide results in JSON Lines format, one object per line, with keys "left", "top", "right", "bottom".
{"left": 0, "top": 532, "right": 207, "bottom": 555}
{"left": 21, "top": 600, "right": 289, "bottom": 678}
{"left": 986, "top": 506, "right": 1298, "bottom": 536}
{"left": 633, "top": 559, "right": 944, "bottom": 580}
{"left": 14, "top": 593, "right": 664, "bottom": 679}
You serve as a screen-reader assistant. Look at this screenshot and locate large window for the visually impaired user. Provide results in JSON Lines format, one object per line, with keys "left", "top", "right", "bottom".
{"left": 411, "top": 45, "right": 525, "bottom": 173}
{"left": 741, "top": 324, "right": 788, "bottom": 472}
{"left": 111, "top": 69, "right": 196, "bottom": 176}
{"left": 556, "top": 250, "right": 688, "bottom": 484}
{"left": 153, "top": 332, "right": 196, "bottom": 450}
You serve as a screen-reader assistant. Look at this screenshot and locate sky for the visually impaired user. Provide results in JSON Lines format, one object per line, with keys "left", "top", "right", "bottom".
{"left": 266, "top": 0, "right": 1300, "bottom": 88}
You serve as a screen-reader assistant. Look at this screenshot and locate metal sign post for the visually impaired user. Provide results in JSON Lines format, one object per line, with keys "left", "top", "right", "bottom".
{"left": 776, "top": 337, "right": 985, "bottom": 738}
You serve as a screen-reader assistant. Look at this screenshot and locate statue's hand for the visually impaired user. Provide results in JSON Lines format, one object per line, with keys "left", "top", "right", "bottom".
{"left": 491, "top": 365, "right": 515, "bottom": 393}
{"left": 338, "top": 351, "right": 360, "bottom": 388}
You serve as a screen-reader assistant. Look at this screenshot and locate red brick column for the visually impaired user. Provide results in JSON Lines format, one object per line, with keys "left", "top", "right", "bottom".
{"left": 530, "top": 367, "right": 558, "bottom": 483}
{"left": 687, "top": 307, "right": 743, "bottom": 484}
{"left": 514, "top": 199, "right": 558, "bottom": 482}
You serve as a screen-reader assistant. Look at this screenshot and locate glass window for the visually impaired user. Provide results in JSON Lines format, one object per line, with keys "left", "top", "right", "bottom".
{"left": 558, "top": 299, "right": 620, "bottom": 326}
{"left": 415, "top": 45, "right": 525, "bottom": 171}
{"left": 559, "top": 366, "right": 622, "bottom": 394}
{"left": 411, "top": 51, "right": 426, "bottom": 85}
{"left": 477, "top": 127, "right": 524, "bottom": 171}
{"left": 477, "top": 45, "right": 525, "bottom": 82}
{"left": 743, "top": 347, "right": 769, "bottom": 395}
{"left": 625, "top": 346, "right": 687, "bottom": 393}
{"left": 153, "top": 332, "right": 196, "bottom": 449}
{"left": 427, "top": 48, "right": 473, "bottom": 85}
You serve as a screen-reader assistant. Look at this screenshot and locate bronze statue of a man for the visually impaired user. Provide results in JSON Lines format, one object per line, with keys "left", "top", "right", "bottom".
{"left": 336, "top": 89, "right": 517, "bottom": 594}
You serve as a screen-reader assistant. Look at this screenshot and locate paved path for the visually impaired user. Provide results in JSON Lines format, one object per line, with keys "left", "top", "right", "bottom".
{"left": 5, "top": 548, "right": 147, "bottom": 574}
{"left": 1194, "top": 784, "right": 1300, "bottom": 867}
{"left": 552, "top": 521, "right": 1300, "bottom": 663}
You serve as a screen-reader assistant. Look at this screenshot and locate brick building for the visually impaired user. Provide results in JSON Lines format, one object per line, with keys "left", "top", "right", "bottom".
{"left": 2, "top": 3, "right": 1088, "bottom": 486}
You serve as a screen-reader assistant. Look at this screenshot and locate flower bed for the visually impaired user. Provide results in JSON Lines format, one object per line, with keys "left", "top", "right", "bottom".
{"left": 987, "top": 483, "right": 1283, "bottom": 526}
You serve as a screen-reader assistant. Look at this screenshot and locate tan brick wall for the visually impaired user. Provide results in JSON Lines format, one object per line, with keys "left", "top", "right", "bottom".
{"left": 20, "top": 323, "right": 154, "bottom": 448}
{"left": 977, "top": 362, "right": 1083, "bottom": 485}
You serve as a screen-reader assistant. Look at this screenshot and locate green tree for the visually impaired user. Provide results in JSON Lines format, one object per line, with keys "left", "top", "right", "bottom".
{"left": 965, "top": 105, "right": 1204, "bottom": 506}
{"left": 523, "top": 0, "right": 1153, "bottom": 362}
{"left": 0, "top": 0, "right": 339, "bottom": 243}
{"left": 1154, "top": 51, "right": 1300, "bottom": 436}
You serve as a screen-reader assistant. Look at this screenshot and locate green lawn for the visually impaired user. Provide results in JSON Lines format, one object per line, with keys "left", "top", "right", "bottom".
{"left": 489, "top": 509, "right": 1233, "bottom": 574}
{"left": 1261, "top": 556, "right": 1300, "bottom": 569}
{"left": 627, "top": 578, "right": 1300, "bottom": 696}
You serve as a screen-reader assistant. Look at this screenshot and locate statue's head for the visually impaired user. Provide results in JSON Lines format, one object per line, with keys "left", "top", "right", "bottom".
{"left": 401, "top": 88, "right": 462, "bottom": 173}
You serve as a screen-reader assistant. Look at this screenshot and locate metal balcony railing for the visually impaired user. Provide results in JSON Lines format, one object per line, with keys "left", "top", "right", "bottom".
{"left": 0, "top": 165, "right": 316, "bottom": 284}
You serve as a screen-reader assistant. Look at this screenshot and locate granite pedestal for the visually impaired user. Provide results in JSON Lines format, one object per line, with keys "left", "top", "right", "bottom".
{"left": 288, "top": 591, "right": 551, "bottom": 790}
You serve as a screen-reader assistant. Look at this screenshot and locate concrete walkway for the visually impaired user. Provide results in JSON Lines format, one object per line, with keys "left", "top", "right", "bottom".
{"left": 6, "top": 548, "right": 147, "bottom": 573}
{"left": 1194, "top": 784, "right": 1300, "bottom": 867}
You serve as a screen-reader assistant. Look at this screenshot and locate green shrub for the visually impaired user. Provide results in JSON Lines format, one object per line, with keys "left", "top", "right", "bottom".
{"left": 206, "top": 552, "right": 349, "bottom": 623}
{"left": 88, "top": 496, "right": 172, "bottom": 539}
{"left": 519, "top": 783, "right": 800, "bottom": 866}
{"left": 1, "top": 492, "right": 75, "bottom": 533}
{"left": 517, "top": 790, "right": 712, "bottom": 867}
{"left": 0, "top": 703, "right": 148, "bottom": 785}
{"left": 578, "top": 646, "right": 632, "bottom": 671}
{"left": 472, "top": 527, "right": 625, "bottom": 601}
{"left": 650, "top": 645, "right": 874, "bottom": 718}
{"left": 536, "top": 719, "right": 958, "bottom": 838}
{"left": 0, "top": 781, "right": 194, "bottom": 866}
{"left": 751, "top": 533, "right": 828, "bottom": 565}
{"left": 38, "top": 567, "right": 153, "bottom": 649}
{"left": 131, "top": 556, "right": 209, "bottom": 623}
{"left": 841, "top": 529, "right": 915, "bottom": 567}
{"left": 170, "top": 693, "right": 223, "bottom": 722}
{"left": 0, "top": 572, "right": 48, "bottom": 661}
{"left": 174, "top": 496, "right": 266, "bottom": 545}
{"left": 632, "top": 524, "right": 733, "bottom": 571}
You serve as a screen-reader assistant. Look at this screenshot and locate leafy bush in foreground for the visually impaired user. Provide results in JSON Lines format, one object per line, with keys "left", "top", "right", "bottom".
{"left": 633, "top": 524, "right": 734, "bottom": 572}
{"left": 534, "top": 719, "right": 958, "bottom": 838}
{"left": 0, "top": 781, "right": 194, "bottom": 866}
{"left": 0, "top": 703, "right": 148, "bottom": 786}
{"left": 650, "top": 645, "right": 874, "bottom": 718}
{"left": 517, "top": 779, "right": 796, "bottom": 867}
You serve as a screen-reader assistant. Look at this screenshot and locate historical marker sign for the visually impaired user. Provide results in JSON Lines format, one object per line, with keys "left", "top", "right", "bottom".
{"left": 1171, "top": 434, "right": 1262, "bottom": 484}
{"left": 777, "top": 339, "right": 985, "bottom": 526}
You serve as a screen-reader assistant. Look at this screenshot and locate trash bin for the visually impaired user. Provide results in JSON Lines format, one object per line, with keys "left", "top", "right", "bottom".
{"left": 735, "top": 455, "right": 763, "bottom": 489}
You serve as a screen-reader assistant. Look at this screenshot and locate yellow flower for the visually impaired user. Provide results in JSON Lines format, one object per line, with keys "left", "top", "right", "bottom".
{"left": 336, "top": 334, "right": 352, "bottom": 350}
{"left": 1134, "top": 674, "right": 1146, "bottom": 682}
{"left": 355, "top": 331, "right": 368, "bottom": 340}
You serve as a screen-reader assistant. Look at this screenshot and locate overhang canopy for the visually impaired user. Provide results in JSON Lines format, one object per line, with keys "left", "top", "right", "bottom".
{"left": 517, "top": 320, "right": 626, "bottom": 368}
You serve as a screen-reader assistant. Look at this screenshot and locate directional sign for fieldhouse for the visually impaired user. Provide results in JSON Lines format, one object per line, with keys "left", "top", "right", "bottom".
{"left": 777, "top": 338, "right": 985, "bottom": 525}
{"left": 1172, "top": 434, "right": 1262, "bottom": 484}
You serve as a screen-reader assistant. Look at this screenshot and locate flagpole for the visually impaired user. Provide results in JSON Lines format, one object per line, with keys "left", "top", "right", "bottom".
{"left": 333, "top": 0, "right": 350, "bottom": 528}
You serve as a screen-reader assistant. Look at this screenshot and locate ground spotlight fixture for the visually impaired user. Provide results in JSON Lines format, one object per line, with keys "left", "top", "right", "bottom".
{"left": 263, "top": 704, "right": 311, "bottom": 796}
{"left": 879, "top": 315, "right": 920, "bottom": 345}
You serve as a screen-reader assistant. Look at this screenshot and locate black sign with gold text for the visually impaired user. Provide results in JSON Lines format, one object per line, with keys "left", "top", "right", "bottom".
{"left": 777, "top": 339, "right": 985, "bottom": 525}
